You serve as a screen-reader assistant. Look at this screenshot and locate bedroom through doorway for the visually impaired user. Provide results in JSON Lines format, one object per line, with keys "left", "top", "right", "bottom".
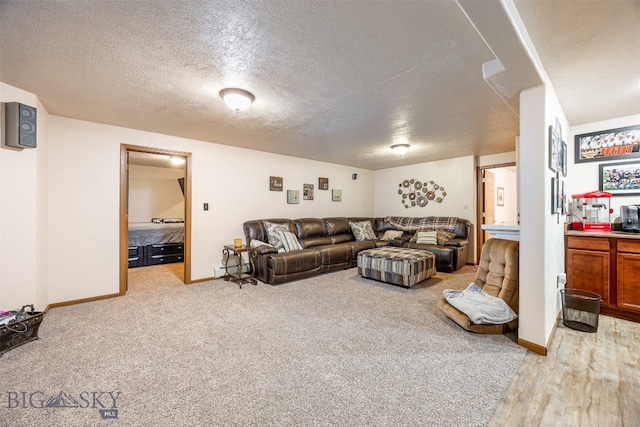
{"left": 119, "top": 144, "right": 192, "bottom": 294}
{"left": 476, "top": 163, "right": 518, "bottom": 262}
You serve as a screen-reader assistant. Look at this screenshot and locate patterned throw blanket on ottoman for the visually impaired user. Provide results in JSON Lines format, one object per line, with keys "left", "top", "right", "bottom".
{"left": 385, "top": 216, "right": 459, "bottom": 231}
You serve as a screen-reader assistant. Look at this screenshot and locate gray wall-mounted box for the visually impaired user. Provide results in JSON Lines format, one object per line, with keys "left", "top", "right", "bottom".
{"left": 5, "top": 102, "right": 37, "bottom": 149}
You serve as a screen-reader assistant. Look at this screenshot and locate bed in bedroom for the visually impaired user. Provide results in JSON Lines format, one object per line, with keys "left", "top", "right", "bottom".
{"left": 128, "top": 221, "right": 185, "bottom": 268}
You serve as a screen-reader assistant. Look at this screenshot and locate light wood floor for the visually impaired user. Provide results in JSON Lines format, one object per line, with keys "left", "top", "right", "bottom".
{"left": 489, "top": 315, "right": 640, "bottom": 426}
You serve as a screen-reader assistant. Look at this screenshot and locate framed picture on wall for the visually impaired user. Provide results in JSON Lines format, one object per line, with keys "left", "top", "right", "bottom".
{"left": 497, "top": 187, "right": 504, "bottom": 206}
{"left": 575, "top": 124, "right": 640, "bottom": 163}
{"left": 332, "top": 189, "right": 342, "bottom": 202}
{"left": 303, "top": 184, "right": 314, "bottom": 200}
{"left": 549, "top": 126, "right": 559, "bottom": 172}
{"left": 599, "top": 160, "right": 640, "bottom": 196}
{"left": 318, "top": 177, "right": 329, "bottom": 190}
{"left": 270, "top": 176, "right": 283, "bottom": 191}
{"left": 551, "top": 177, "right": 557, "bottom": 214}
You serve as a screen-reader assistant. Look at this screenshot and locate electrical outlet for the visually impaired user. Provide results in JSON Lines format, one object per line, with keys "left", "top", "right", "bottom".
{"left": 203, "top": 202, "right": 208, "bottom": 211}
{"left": 557, "top": 273, "right": 567, "bottom": 288}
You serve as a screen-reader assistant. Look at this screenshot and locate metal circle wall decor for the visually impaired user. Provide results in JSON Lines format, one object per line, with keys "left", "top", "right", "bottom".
{"left": 398, "top": 179, "right": 447, "bottom": 209}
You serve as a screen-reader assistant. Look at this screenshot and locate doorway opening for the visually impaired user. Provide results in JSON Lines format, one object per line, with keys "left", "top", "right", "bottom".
{"left": 119, "top": 144, "right": 192, "bottom": 294}
{"left": 476, "top": 162, "right": 517, "bottom": 262}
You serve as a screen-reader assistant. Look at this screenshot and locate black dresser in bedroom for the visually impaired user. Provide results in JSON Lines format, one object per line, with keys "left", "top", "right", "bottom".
{"left": 128, "top": 243, "right": 184, "bottom": 268}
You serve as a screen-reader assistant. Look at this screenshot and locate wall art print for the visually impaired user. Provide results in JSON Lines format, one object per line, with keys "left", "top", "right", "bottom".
{"left": 303, "top": 184, "right": 314, "bottom": 200}
{"left": 270, "top": 176, "right": 283, "bottom": 191}
{"left": 397, "top": 179, "right": 446, "bottom": 209}
{"left": 575, "top": 124, "right": 640, "bottom": 163}
{"left": 599, "top": 160, "right": 640, "bottom": 196}
{"left": 318, "top": 177, "right": 329, "bottom": 190}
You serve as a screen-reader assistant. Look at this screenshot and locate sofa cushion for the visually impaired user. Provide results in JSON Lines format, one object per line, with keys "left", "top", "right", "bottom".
{"left": 263, "top": 221, "right": 290, "bottom": 250}
{"left": 278, "top": 231, "right": 303, "bottom": 252}
{"left": 294, "top": 218, "right": 327, "bottom": 238}
{"left": 350, "top": 221, "right": 376, "bottom": 241}
{"left": 324, "top": 217, "right": 351, "bottom": 235}
{"left": 299, "top": 236, "right": 333, "bottom": 248}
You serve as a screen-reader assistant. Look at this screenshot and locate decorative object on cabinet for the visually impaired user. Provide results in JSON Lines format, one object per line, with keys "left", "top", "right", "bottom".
{"left": 287, "top": 190, "right": 300, "bottom": 204}
{"left": 318, "top": 177, "right": 329, "bottom": 190}
{"left": 569, "top": 191, "right": 612, "bottom": 231}
{"left": 332, "top": 189, "right": 342, "bottom": 202}
{"left": 398, "top": 179, "right": 446, "bottom": 209}
{"left": 270, "top": 176, "right": 283, "bottom": 191}
{"left": 575, "top": 124, "right": 640, "bottom": 163}
{"left": 549, "top": 125, "right": 559, "bottom": 172}
{"left": 303, "top": 184, "right": 314, "bottom": 200}
{"left": 497, "top": 187, "right": 504, "bottom": 206}
{"left": 599, "top": 160, "right": 640, "bottom": 196}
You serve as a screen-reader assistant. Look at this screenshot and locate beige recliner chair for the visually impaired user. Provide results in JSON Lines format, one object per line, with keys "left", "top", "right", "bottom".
{"left": 437, "top": 238, "right": 519, "bottom": 334}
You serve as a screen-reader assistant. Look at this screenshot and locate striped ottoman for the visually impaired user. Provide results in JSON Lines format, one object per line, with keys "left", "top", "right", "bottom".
{"left": 357, "top": 247, "right": 436, "bottom": 288}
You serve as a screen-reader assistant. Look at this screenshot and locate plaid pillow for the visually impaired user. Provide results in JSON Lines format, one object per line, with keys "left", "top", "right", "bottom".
{"left": 436, "top": 229, "right": 457, "bottom": 245}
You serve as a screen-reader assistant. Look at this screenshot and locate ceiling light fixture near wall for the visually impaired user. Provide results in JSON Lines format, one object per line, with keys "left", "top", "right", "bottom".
{"left": 391, "top": 143, "right": 410, "bottom": 155}
{"left": 219, "top": 88, "right": 255, "bottom": 112}
{"left": 170, "top": 156, "right": 186, "bottom": 165}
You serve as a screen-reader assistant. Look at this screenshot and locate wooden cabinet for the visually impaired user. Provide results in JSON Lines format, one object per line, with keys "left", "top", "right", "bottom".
{"left": 565, "top": 232, "right": 640, "bottom": 322}
{"left": 566, "top": 237, "right": 610, "bottom": 306}
{"left": 617, "top": 240, "right": 640, "bottom": 313}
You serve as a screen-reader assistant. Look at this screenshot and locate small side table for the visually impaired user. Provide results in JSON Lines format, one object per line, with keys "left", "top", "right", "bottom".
{"left": 222, "top": 244, "right": 257, "bottom": 288}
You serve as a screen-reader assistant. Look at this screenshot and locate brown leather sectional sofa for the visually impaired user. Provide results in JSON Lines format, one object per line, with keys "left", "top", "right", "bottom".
{"left": 243, "top": 216, "right": 470, "bottom": 285}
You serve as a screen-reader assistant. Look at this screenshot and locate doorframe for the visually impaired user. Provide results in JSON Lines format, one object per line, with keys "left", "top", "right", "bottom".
{"left": 119, "top": 144, "right": 193, "bottom": 295}
{"left": 476, "top": 162, "right": 516, "bottom": 263}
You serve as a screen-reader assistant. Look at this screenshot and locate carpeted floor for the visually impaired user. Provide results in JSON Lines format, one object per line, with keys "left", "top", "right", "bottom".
{"left": 0, "top": 264, "right": 526, "bottom": 426}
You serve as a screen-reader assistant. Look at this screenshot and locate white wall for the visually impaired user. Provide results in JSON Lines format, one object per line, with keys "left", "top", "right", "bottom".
{"left": 47, "top": 116, "right": 374, "bottom": 303}
{"left": 129, "top": 165, "right": 185, "bottom": 222}
{"left": 568, "top": 113, "right": 640, "bottom": 221}
{"left": 0, "top": 83, "right": 49, "bottom": 310}
{"left": 373, "top": 156, "right": 476, "bottom": 262}
{"left": 518, "top": 83, "right": 569, "bottom": 349}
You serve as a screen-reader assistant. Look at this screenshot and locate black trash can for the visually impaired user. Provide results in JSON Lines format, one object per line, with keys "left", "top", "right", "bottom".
{"left": 560, "top": 288, "right": 601, "bottom": 333}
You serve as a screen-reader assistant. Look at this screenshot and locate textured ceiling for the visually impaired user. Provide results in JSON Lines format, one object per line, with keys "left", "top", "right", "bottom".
{"left": 0, "top": 1, "right": 636, "bottom": 170}
{"left": 515, "top": 0, "right": 640, "bottom": 125}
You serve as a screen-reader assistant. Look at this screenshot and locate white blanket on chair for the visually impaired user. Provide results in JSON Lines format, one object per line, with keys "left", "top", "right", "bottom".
{"left": 443, "top": 283, "right": 517, "bottom": 325}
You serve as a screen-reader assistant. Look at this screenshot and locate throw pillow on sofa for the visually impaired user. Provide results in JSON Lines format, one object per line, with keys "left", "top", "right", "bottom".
{"left": 350, "top": 221, "right": 376, "bottom": 241}
{"left": 436, "top": 229, "right": 457, "bottom": 245}
{"left": 381, "top": 230, "right": 404, "bottom": 241}
{"left": 278, "top": 231, "right": 304, "bottom": 252}
{"left": 410, "top": 228, "right": 434, "bottom": 242}
{"left": 263, "top": 221, "right": 290, "bottom": 250}
{"left": 416, "top": 231, "right": 438, "bottom": 245}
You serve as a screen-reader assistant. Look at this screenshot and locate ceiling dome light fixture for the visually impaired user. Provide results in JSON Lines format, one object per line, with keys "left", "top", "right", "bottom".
{"left": 219, "top": 88, "right": 255, "bottom": 112}
{"left": 170, "top": 156, "right": 186, "bottom": 165}
{"left": 391, "top": 143, "right": 410, "bottom": 155}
